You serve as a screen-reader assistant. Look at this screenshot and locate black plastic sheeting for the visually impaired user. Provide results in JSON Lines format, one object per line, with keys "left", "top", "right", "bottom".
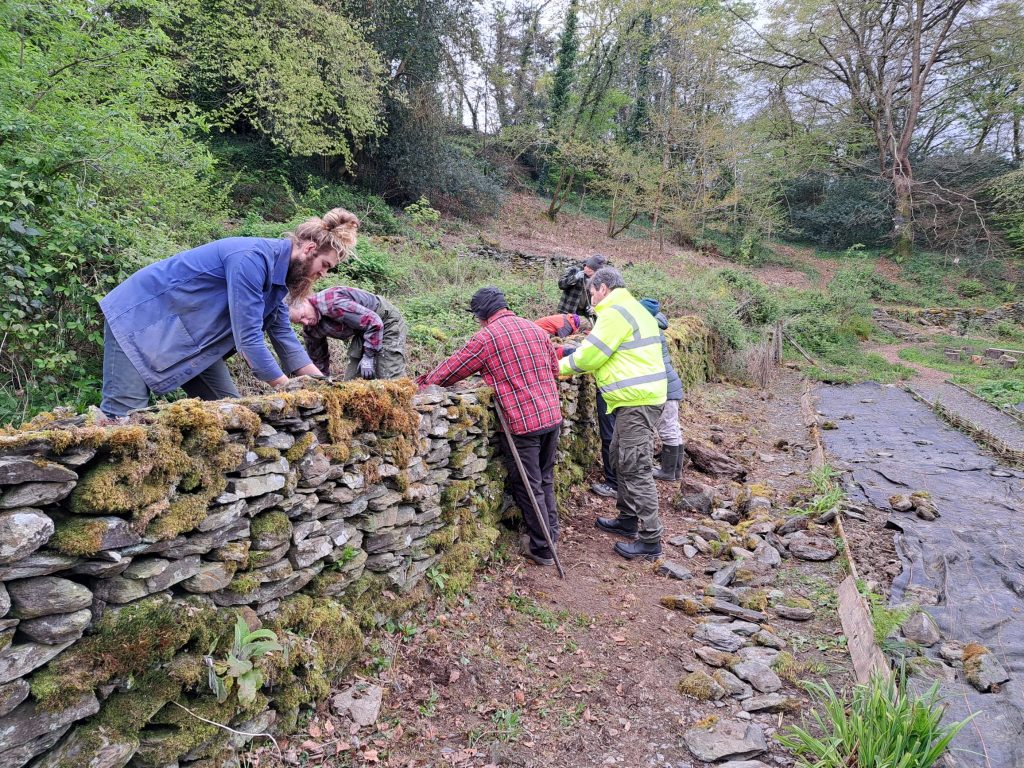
{"left": 817, "top": 382, "right": 1024, "bottom": 768}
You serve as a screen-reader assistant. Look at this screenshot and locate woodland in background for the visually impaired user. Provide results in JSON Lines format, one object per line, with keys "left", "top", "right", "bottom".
{"left": 1, "top": 0, "right": 1022, "bottom": 422}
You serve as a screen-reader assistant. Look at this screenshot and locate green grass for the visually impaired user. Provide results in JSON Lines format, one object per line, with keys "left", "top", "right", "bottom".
{"left": 778, "top": 673, "right": 971, "bottom": 768}
{"left": 899, "top": 338, "right": 1024, "bottom": 408}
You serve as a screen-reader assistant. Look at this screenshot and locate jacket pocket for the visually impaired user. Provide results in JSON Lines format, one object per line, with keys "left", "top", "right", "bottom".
{"left": 130, "top": 314, "right": 199, "bottom": 373}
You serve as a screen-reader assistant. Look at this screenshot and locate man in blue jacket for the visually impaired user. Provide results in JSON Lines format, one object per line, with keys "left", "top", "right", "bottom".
{"left": 98, "top": 208, "right": 359, "bottom": 417}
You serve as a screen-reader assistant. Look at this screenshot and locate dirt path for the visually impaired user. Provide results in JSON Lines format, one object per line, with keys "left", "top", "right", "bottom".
{"left": 250, "top": 371, "right": 856, "bottom": 768}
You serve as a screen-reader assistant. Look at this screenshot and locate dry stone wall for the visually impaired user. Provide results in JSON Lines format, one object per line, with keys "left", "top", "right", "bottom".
{"left": 0, "top": 314, "right": 714, "bottom": 768}
{"left": 893, "top": 301, "right": 1024, "bottom": 329}
{"left": 0, "top": 378, "right": 600, "bottom": 768}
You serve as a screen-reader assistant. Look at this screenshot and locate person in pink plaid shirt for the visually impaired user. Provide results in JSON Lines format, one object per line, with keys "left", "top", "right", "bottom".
{"left": 417, "top": 287, "right": 563, "bottom": 567}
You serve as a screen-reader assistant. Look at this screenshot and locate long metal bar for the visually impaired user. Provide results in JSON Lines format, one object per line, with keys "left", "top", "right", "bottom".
{"left": 492, "top": 402, "right": 566, "bottom": 579}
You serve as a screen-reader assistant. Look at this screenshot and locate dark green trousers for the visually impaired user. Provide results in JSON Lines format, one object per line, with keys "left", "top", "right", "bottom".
{"left": 609, "top": 403, "right": 665, "bottom": 543}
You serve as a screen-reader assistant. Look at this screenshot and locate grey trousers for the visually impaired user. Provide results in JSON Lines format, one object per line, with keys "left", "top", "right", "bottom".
{"left": 344, "top": 297, "right": 408, "bottom": 380}
{"left": 100, "top": 322, "right": 239, "bottom": 417}
{"left": 610, "top": 403, "right": 665, "bottom": 543}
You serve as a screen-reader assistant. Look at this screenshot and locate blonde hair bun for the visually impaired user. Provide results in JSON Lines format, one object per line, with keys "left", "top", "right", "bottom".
{"left": 287, "top": 207, "right": 360, "bottom": 256}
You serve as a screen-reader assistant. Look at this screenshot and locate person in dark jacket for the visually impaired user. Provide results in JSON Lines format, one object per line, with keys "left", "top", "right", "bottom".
{"left": 639, "top": 298, "right": 685, "bottom": 480}
{"left": 556, "top": 254, "right": 607, "bottom": 317}
{"left": 290, "top": 286, "right": 407, "bottom": 380}
{"left": 98, "top": 208, "right": 359, "bottom": 417}
{"left": 417, "top": 287, "right": 563, "bottom": 567}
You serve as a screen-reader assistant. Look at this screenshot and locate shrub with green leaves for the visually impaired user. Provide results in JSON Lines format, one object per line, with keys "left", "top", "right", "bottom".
{"left": 779, "top": 674, "right": 971, "bottom": 767}
{"left": 0, "top": 0, "right": 226, "bottom": 424}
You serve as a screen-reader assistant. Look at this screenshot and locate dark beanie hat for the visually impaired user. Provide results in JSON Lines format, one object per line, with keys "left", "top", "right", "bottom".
{"left": 585, "top": 254, "right": 608, "bottom": 270}
{"left": 468, "top": 286, "right": 509, "bottom": 320}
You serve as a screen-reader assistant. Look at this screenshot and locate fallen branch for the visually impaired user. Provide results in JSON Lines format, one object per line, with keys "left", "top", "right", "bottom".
{"left": 782, "top": 331, "right": 815, "bottom": 366}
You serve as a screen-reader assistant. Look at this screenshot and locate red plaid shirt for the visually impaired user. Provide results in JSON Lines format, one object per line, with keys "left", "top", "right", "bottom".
{"left": 417, "top": 310, "right": 562, "bottom": 435}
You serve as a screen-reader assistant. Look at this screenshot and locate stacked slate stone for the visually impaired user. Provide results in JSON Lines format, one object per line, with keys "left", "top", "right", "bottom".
{"left": 0, "top": 377, "right": 599, "bottom": 768}
{"left": 895, "top": 301, "right": 1024, "bottom": 328}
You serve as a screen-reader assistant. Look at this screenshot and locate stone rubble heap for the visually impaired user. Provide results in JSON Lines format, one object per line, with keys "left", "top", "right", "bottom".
{"left": 0, "top": 378, "right": 600, "bottom": 768}
{"left": 663, "top": 483, "right": 842, "bottom": 765}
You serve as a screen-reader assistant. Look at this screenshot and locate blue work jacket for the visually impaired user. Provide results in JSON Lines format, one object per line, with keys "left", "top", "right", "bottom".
{"left": 100, "top": 237, "right": 312, "bottom": 394}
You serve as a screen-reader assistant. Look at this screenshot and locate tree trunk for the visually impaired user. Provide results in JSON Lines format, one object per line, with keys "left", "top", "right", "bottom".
{"left": 1014, "top": 113, "right": 1022, "bottom": 163}
{"left": 892, "top": 155, "right": 915, "bottom": 262}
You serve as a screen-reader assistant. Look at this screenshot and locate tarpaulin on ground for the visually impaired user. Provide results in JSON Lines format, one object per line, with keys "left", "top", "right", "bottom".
{"left": 817, "top": 382, "right": 1024, "bottom": 768}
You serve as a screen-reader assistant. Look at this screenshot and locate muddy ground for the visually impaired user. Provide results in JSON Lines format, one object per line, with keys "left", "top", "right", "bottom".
{"left": 247, "top": 369, "right": 858, "bottom": 768}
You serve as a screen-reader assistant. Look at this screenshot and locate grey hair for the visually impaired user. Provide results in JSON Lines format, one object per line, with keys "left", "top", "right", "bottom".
{"left": 589, "top": 266, "right": 625, "bottom": 292}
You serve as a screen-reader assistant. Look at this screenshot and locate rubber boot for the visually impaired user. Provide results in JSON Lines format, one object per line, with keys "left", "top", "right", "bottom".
{"left": 654, "top": 445, "right": 682, "bottom": 481}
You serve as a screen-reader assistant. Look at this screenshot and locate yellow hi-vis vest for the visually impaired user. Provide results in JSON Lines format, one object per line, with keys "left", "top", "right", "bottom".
{"left": 558, "top": 287, "right": 668, "bottom": 413}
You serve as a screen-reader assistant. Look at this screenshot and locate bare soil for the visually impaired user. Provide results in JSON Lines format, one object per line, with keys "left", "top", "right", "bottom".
{"left": 249, "top": 370, "right": 855, "bottom": 768}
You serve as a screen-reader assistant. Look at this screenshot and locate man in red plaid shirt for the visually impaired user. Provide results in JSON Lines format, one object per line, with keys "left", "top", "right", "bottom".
{"left": 417, "top": 287, "right": 563, "bottom": 567}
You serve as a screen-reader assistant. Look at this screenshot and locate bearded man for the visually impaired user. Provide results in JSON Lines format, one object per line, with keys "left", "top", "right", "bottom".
{"left": 97, "top": 208, "right": 359, "bottom": 417}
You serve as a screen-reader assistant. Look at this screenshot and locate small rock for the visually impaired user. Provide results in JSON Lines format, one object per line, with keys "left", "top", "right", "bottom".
{"left": 736, "top": 646, "right": 779, "bottom": 665}
{"left": 0, "top": 679, "right": 30, "bottom": 718}
{"left": 753, "top": 544, "right": 781, "bottom": 568}
{"left": 0, "top": 639, "right": 76, "bottom": 685}
{"left": 0, "top": 584, "right": 7, "bottom": 618}
{"left": 331, "top": 683, "right": 383, "bottom": 727}
{"left": 965, "top": 650, "right": 1010, "bottom": 692}
{"left": 888, "top": 494, "right": 914, "bottom": 512}
{"left": 6, "top": 576, "right": 92, "bottom": 619}
{"left": 754, "top": 630, "right": 786, "bottom": 650}
{"left": 730, "top": 660, "right": 782, "bottom": 693}
{"left": 0, "top": 509, "right": 54, "bottom": 565}
{"left": 17, "top": 609, "right": 92, "bottom": 644}
{"left": 683, "top": 719, "right": 767, "bottom": 762}
{"left": 774, "top": 604, "right": 814, "bottom": 621}
{"left": 31, "top": 723, "right": 137, "bottom": 768}
{"left": 181, "top": 562, "right": 236, "bottom": 593}
{"left": 704, "top": 584, "right": 740, "bottom": 603}
{"left": 658, "top": 560, "right": 693, "bottom": 580}
{"left": 0, "top": 482, "right": 75, "bottom": 509}
{"left": 712, "top": 562, "right": 738, "bottom": 587}
{"left": 0, "top": 458, "right": 77, "bottom": 485}
{"left": 713, "top": 668, "right": 752, "bottom": 699}
{"left": 707, "top": 599, "right": 766, "bottom": 623}
{"left": 695, "top": 646, "right": 736, "bottom": 667}
{"left": 713, "top": 508, "right": 741, "bottom": 525}
{"left": 901, "top": 611, "right": 941, "bottom": 646}
{"left": 786, "top": 532, "right": 838, "bottom": 561}
{"left": 0, "top": 692, "right": 99, "bottom": 751}
{"left": 939, "top": 642, "right": 964, "bottom": 663}
{"left": 667, "top": 534, "right": 689, "bottom": 547}
{"left": 683, "top": 545, "right": 698, "bottom": 558}
{"left": 742, "top": 694, "right": 800, "bottom": 713}
{"left": 693, "top": 623, "right": 744, "bottom": 652}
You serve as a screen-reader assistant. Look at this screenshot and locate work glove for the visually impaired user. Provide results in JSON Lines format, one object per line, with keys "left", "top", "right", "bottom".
{"left": 358, "top": 355, "right": 377, "bottom": 380}
{"left": 561, "top": 345, "right": 578, "bottom": 356}
{"left": 574, "top": 270, "right": 586, "bottom": 282}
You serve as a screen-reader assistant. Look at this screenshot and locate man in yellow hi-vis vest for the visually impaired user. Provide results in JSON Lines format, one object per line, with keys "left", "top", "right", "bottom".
{"left": 558, "top": 267, "right": 668, "bottom": 560}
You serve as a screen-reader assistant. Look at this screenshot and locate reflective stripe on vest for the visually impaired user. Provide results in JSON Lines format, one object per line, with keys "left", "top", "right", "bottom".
{"left": 599, "top": 370, "right": 669, "bottom": 393}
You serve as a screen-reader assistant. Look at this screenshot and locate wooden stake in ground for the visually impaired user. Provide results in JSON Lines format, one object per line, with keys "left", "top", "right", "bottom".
{"left": 492, "top": 401, "right": 566, "bottom": 579}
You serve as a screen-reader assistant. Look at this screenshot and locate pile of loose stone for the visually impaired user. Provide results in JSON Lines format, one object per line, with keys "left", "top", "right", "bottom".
{"left": 0, "top": 378, "right": 598, "bottom": 768}
{"left": 657, "top": 482, "right": 842, "bottom": 766}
